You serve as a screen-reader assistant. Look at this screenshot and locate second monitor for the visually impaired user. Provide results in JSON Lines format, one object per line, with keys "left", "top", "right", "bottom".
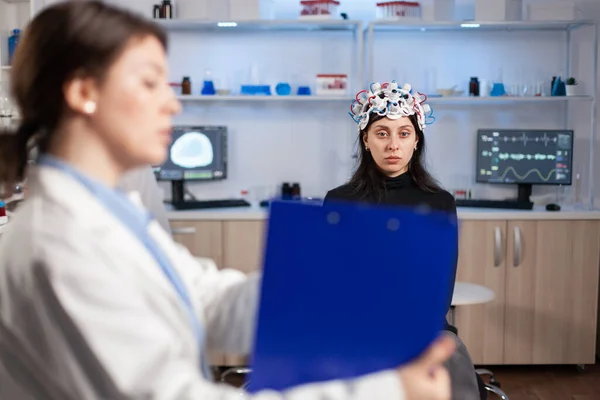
{"left": 476, "top": 129, "right": 573, "bottom": 204}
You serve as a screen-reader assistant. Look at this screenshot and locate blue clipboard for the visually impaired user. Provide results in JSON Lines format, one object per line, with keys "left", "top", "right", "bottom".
{"left": 248, "top": 199, "right": 458, "bottom": 393}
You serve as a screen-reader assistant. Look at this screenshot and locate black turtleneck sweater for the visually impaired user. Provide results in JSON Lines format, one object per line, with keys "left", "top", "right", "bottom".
{"left": 324, "top": 171, "right": 456, "bottom": 214}
{"left": 324, "top": 172, "right": 459, "bottom": 330}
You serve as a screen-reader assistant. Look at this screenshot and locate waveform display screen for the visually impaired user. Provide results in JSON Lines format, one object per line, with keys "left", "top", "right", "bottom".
{"left": 476, "top": 129, "right": 573, "bottom": 185}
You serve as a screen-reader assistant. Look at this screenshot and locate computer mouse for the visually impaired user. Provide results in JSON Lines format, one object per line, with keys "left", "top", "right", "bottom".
{"left": 546, "top": 203, "right": 561, "bottom": 211}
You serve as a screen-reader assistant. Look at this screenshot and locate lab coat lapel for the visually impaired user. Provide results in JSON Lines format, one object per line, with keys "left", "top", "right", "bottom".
{"left": 33, "top": 168, "right": 195, "bottom": 338}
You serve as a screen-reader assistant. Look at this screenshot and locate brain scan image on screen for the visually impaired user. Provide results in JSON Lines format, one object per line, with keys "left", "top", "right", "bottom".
{"left": 170, "top": 131, "right": 214, "bottom": 168}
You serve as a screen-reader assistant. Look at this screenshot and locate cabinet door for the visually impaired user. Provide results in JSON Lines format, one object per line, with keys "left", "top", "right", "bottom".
{"left": 222, "top": 221, "right": 267, "bottom": 274}
{"left": 505, "top": 220, "right": 600, "bottom": 364}
{"left": 222, "top": 221, "right": 266, "bottom": 366}
{"left": 169, "top": 220, "right": 225, "bottom": 366}
{"left": 454, "top": 221, "right": 507, "bottom": 365}
{"left": 170, "top": 220, "right": 224, "bottom": 267}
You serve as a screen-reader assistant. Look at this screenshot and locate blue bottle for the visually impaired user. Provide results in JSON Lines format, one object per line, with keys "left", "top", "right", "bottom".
{"left": 8, "top": 29, "right": 20, "bottom": 65}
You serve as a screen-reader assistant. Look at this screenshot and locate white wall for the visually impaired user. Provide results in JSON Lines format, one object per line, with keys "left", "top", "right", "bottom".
{"left": 160, "top": 0, "right": 600, "bottom": 204}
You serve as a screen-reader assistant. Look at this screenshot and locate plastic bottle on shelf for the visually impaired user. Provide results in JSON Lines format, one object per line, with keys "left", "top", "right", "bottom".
{"left": 8, "top": 29, "right": 20, "bottom": 65}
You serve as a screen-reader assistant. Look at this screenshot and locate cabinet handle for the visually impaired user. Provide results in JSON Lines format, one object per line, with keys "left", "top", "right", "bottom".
{"left": 494, "top": 226, "right": 502, "bottom": 267}
{"left": 513, "top": 226, "right": 522, "bottom": 267}
{"left": 171, "top": 227, "right": 197, "bottom": 235}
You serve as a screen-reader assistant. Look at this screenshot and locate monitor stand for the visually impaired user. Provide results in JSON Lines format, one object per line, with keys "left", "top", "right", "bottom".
{"left": 171, "top": 180, "right": 185, "bottom": 204}
{"left": 516, "top": 184, "right": 532, "bottom": 204}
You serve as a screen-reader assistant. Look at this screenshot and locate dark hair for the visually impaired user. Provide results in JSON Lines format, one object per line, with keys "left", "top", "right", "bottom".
{"left": 0, "top": 0, "right": 167, "bottom": 195}
{"left": 347, "top": 113, "right": 443, "bottom": 202}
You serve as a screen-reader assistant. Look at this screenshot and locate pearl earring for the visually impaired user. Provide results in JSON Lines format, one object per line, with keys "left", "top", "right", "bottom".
{"left": 83, "top": 101, "right": 96, "bottom": 115}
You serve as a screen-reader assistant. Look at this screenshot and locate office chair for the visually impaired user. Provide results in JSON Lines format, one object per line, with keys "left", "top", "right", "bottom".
{"left": 476, "top": 369, "right": 509, "bottom": 400}
{"left": 220, "top": 366, "right": 252, "bottom": 390}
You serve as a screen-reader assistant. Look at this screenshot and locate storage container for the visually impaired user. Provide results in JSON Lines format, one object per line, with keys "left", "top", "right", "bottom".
{"left": 300, "top": 0, "right": 340, "bottom": 19}
{"left": 376, "top": 1, "right": 421, "bottom": 19}
{"left": 475, "top": 0, "right": 522, "bottom": 21}
{"left": 316, "top": 74, "right": 348, "bottom": 96}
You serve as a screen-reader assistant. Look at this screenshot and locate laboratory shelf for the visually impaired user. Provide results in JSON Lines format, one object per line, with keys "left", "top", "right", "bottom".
{"left": 176, "top": 95, "right": 351, "bottom": 102}
{"left": 156, "top": 19, "right": 362, "bottom": 32}
{"left": 425, "top": 95, "right": 594, "bottom": 104}
{"left": 369, "top": 19, "right": 596, "bottom": 32}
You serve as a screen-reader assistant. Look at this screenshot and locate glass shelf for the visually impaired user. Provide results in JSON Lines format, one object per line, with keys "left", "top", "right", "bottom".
{"left": 157, "top": 19, "right": 362, "bottom": 32}
{"left": 369, "top": 19, "right": 595, "bottom": 32}
{"left": 176, "top": 95, "right": 351, "bottom": 102}
{"left": 425, "top": 95, "right": 594, "bottom": 104}
{"left": 175, "top": 95, "right": 594, "bottom": 104}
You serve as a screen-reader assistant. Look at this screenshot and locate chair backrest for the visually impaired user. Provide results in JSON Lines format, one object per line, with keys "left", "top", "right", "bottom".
{"left": 30, "top": 260, "right": 129, "bottom": 400}
{"left": 0, "top": 317, "right": 76, "bottom": 400}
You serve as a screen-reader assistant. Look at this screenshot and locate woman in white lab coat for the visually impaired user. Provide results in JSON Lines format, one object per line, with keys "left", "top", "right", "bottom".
{"left": 0, "top": 2, "right": 455, "bottom": 399}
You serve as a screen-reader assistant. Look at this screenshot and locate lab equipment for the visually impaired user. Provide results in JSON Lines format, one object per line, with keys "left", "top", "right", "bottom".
{"left": 275, "top": 83, "right": 291, "bottom": 96}
{"left": 469, "top": 77, "right": 480, "bottom": 97}
{"left": 153, "top": 126, "right": 227, "bottom": 206}
{"left": 300, "top": 0, "right": 340, "bottom": 19}
{"left": 181, "top": 77, "right": 192, "bottom": 95}
{"left": 315, "top": 74, "right": 347, "bottom": 96}
{"left": 249, "top": 199, "right": 457, "bottom": 392}
{"left": 297, "top": 86, "right": 311, "bottom": 95}
{"left": 349, "top": 81, "right": 433, "bottom": 132}
{"left": 201, "top": 70, "right": 216, "bottom": 95}
{"left": 475, "top": 129, "right": 574, "bottom": 206}
{"left": 376, "top": 1, "right": 422, "bottom": 19}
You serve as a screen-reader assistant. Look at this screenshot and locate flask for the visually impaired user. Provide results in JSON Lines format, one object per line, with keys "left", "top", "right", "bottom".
{"left": 181, "top": 77, "right": 191, "bottom": 95}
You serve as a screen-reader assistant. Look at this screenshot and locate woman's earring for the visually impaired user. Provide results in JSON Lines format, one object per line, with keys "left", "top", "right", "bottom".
{"left": 83, "top": 101, "right": 96, "bottom": 115}
{"left": 365, "top": 145, "right": 369, "bottom": 151}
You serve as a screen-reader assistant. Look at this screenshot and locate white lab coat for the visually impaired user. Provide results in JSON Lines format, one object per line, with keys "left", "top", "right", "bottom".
{"left": 0, "top": 165, "right": 405, "bottom": 400}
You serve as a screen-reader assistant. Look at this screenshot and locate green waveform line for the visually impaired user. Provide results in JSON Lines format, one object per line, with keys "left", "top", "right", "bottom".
{"left": 497, "top": 166, "right": 556, "bottom": 182}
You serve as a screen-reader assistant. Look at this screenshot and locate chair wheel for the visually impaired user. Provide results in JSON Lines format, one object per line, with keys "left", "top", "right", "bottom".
{"left": 577, "top": 364, "right": 586, "bottom": 373}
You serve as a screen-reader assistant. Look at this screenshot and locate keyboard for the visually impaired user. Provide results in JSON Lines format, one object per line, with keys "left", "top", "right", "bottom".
{"left": 171, "top": 199, "right": 251, "bottom": 210}
{"left": 455, "top": 199, "right": 534, "bottom": 210}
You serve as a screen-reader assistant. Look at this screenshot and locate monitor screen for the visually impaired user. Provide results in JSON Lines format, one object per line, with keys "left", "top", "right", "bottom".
{"left": 154, "top": 125, "right": 227, "bottom": 181}
{"left": 476, "top": 129, "right": 573, "bottom": 186}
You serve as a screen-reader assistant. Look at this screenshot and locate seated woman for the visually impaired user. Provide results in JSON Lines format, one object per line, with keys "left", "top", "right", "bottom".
{"left": 325, "top": 81, "right": 484, "bottom": 400}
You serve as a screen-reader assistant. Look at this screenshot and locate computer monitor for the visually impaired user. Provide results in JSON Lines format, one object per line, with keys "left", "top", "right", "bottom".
{"left": 476, "top": 129, "right": 574, "bottom": 203}
{"left": 154, "top": 125, "right": 228, "bottom": 203}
